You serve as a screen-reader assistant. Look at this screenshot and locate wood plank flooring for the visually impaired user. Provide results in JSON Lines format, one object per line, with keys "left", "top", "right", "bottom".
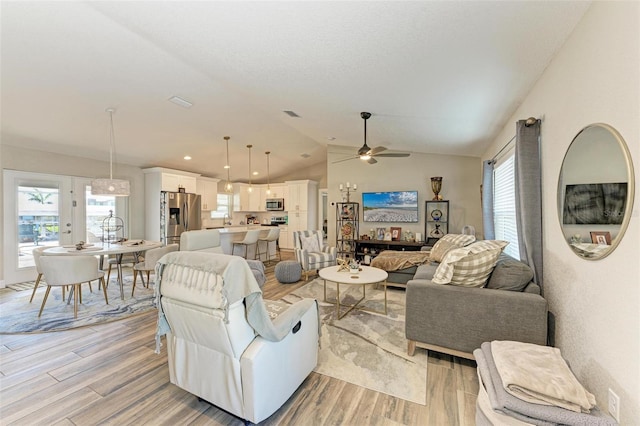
{"left": 0, "top": 250, "right": 478, "bottom": 425}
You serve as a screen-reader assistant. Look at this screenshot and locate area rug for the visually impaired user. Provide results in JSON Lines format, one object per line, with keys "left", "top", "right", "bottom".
{"left": 279, "top": 279, "right": 429, "bottom": 405}
{"left": 0, "top": 275, "right": 155, "bottom": 334}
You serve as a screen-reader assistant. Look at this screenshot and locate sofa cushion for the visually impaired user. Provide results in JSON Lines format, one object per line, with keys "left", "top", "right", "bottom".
{"left": 432, "top": 240, "right": 508, "bottom": 287}
{"left": 486, "top": 254, "right": 534, "bottom": 292}
{"left": 413, "top": 262, "right": 439, "bottom": 280}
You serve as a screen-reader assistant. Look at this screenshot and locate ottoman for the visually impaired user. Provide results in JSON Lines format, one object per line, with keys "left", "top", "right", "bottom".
{"left": 275, "top": 260, "right": 302, "bottom": 284}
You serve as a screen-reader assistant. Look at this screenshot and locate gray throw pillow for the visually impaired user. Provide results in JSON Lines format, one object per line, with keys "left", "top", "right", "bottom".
{"left": 486, "top": 255, "right": 534, "bottom": 291}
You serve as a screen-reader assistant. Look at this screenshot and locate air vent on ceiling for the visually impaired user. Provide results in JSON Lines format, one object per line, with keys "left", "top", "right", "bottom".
{"left": 300, "top": 153, "right": 311, "bottom": 158}
{"left": 169, "top": 96, "right": 193, "bottom": 109}
{"left": 283, "top": 110, "right": 300, "bottom": 118}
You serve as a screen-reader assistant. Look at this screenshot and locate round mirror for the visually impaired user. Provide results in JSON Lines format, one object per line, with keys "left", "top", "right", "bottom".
{"left": 558, "top": 123, "right": 635, "bottom": 260}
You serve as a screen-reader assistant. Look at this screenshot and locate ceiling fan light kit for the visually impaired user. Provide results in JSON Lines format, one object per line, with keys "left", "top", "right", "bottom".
{"left": 91, "top": 108, "right": 130, "bottom": 197}
{"left": 332, "top": 111, "right": 410, "bottom": 165}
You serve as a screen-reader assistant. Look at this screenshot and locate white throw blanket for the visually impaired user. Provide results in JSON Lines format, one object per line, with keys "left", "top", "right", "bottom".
{"left": 154, "top": 251, "right": 317, "bottom": 353}
{"left": 491, "top": 341, "right": 596, "bottom": 413}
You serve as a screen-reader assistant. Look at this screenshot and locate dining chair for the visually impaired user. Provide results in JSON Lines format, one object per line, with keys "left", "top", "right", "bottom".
{"left": 231, "top": 229, "right": 261, "bottom": 259}
{"left": 38, "top": 255, "right": 108, "bottom": 318}
{"left": 29, "top": 246, "right": 48, "bottom": 303}
{"left": 105, "top": 253, "right": 139, "bottom": 286}
{"left": 256, "top": 227, "right": 281, "bottom": 265}
{"left": 131, "top": 244, "right": 178, "bottom": 296}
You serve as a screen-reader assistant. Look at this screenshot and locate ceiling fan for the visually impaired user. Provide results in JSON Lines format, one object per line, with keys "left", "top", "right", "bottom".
{"left": 333, "top": 112, "right": 411, "bottom": 165}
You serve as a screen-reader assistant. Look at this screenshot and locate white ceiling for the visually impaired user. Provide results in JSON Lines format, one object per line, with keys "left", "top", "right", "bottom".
{"left": 1, "top": 1, "right": 590, "bottom": 182}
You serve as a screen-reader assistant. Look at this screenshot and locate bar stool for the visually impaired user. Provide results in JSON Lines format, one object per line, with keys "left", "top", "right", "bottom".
{"left": 232, "top": 229, "right": 261, "bottom": 259}
{"left": 257, "top": 227, "right": 281, "bottom": 265}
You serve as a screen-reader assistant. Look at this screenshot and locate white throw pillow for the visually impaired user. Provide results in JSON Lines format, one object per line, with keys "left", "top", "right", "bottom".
{"left": 301, "top": 234, "right": 321, "bottom": 253}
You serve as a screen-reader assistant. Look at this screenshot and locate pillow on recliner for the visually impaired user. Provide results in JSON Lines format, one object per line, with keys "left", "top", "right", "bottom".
{"left": 486, "top": 255, "right": 534, "bottom": 292}
{"left": 440, "top": 233, "right": 476, "bottom": 246}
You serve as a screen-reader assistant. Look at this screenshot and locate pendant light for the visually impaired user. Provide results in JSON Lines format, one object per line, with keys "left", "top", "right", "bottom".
{"left": 265, "top": 151, "right": 271, "bottom": 195}
{"left": 91, "top": 108, "right": 130, "bottom": 196}
{"left": 224, "top": 136, "right": 233, "bottom": 193}
{"left": 247, "top": 144, "right": 253, "bottom": 193}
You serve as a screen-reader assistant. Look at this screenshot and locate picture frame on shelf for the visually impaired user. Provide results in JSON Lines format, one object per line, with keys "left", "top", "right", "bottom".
{"left": 390, "top": 227, "right": 402, "bottom": 241}
{"left": 384, "top": 231, "right": 392, "bottom": 241}
{"left": 590, "top": 231, "right": 611, "bottom": 245}
{"left": 376, "top": 227, "right": 386, "bottom": 240}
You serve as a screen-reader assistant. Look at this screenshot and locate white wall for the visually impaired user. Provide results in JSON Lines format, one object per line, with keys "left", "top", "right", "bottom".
{"left": 327, "top": 145, "right": 481, "bottom": 245}
{"left": 482, "top": 2, "right": 639, "bottom": 422}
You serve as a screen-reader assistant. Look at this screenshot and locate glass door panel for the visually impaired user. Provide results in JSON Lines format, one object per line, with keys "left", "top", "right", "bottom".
{"left": 85, "top": 186, "right": 117, "bottom": 243}
{"left": 17, "top": 185, "right": 62, "bottom": 268}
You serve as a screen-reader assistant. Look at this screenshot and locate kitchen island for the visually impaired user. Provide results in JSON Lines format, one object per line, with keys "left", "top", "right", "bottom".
{"left": 205, "top": 225, "right": 279, "bottom": 260}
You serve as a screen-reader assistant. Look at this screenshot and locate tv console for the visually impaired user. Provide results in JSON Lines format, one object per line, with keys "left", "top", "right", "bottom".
{"left": 355, "top": 239, "right": 429, "bottom": 265}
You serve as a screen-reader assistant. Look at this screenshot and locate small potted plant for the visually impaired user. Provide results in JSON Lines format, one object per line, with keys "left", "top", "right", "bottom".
{"left": 349, "top": 259, "right": 360, "bottom": 274}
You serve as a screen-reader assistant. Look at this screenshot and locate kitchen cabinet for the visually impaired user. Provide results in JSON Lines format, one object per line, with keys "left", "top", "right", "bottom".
{"left": 283, "top": 180, "right": 318, "bottom": 246}
{"left": 278, "top": 225, "right": 289, "bottom": 249}
{"left": 142, "top": 167, "right": 201, "bottom": 241}
{"left": 265, "top": 183, "right": 285, "bottom": 199}
{"left": 234, "top": 183, "right": 265, "bottom": 212}
{"left": 196, "top": 177, "right": 220, "bottom": 211}
{"left": 145, "top": 167, "right": 198, "bottom": 193}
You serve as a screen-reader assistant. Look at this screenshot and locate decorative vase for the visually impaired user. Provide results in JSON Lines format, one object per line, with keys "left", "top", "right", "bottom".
{"left": 430, "top": 177, "right": 443, "bottom": 200}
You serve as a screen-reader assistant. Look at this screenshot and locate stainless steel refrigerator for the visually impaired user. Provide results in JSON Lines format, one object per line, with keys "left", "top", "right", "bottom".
{"left": 160, "top": 191, "right": 201, "bottom": 245}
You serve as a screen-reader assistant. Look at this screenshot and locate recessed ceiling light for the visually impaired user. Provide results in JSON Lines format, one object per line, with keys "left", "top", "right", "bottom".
{"left": 183, "top": 155, "right": 192, "bottom": 160}
{"left": 224, "top": 165, "right": 230, "bottom": 169}
{"left": 327, "top": 137, "right": 336, "bottom": 141}
{"left": 169, "top": 96, "right": 193, "bottom": 109}
{"left": 283, "top": 110, "right": 300, "bottom": 118}
{"left": 253, "top": 171, "right": 259, "bottom": 175}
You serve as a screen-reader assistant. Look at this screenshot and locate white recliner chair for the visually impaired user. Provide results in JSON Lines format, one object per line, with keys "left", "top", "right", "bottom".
{"left": 155, "top": 251, "right": 319, "bottom": 424}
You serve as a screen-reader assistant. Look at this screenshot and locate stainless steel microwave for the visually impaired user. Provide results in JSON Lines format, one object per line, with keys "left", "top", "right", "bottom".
{"left": 266, "top": 198, "right": 284, "bottom": 211}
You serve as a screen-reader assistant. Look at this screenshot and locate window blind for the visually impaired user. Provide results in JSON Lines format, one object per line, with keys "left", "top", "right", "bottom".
{"left": 493, "top": 154, "right": 520, "bottom": 259}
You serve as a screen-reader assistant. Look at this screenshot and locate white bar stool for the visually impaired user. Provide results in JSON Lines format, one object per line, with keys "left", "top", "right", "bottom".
{"left": 257, "top": 227, "right": 281, "bottom": 265}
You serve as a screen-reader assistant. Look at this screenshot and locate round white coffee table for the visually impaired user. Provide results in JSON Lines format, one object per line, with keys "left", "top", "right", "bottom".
{"left": 319, "top": 265, "right": 388, "bottom": 319}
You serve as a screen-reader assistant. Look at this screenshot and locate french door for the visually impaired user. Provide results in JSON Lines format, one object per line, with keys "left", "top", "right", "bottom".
{"left": 3, "top": 170, "right": 124, "bottom": 285}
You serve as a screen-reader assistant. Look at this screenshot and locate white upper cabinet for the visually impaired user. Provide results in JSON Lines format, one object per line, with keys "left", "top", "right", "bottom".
{"left": 196, "top": 177, "right": 220, "bottom": 211}
{"left": 286, "top": 180, "right": 316, "bottom": 212}
{"left": 144, "top": 167, "right": 199, "bottom": 194}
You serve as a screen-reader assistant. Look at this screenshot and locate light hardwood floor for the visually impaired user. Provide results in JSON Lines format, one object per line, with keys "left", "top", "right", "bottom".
{"left": 0, "top": 251, "right": 479, "bottom": 425}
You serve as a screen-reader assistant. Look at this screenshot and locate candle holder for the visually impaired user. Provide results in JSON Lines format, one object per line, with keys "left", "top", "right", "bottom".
{"left": 339, "top": 182, "right": 357, "bottom": 202}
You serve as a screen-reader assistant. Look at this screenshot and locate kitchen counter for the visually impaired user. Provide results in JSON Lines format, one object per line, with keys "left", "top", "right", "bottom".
{"left": 202, "top": 226, "right": 275, "bottom": 259}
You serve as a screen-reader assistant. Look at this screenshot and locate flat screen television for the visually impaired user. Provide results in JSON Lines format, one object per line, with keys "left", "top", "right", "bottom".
{"left": 362, "top": 190, "right": 418, "bottom": 222}
{"left": 562, "top": 182, "right": 627, "bottom": 225}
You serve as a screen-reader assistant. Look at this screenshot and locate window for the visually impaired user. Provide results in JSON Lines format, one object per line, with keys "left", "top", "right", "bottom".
{"left": 493, "top": 153, "right": 520, "bottom": 258}
{"left": 211, "top": 193, "right": 232, "bottom": 219}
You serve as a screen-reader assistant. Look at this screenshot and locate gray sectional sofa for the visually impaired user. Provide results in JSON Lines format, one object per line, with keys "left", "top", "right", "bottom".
{"left": 405, "top": 253, "right": 548, "bottom": 360}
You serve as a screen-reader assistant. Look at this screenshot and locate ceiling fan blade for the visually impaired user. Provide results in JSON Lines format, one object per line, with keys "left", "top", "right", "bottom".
{"left": 332, "top": 156, "right": 358, "bottom": 164}
{"left": 367, "top": 157, "right": 378, "bottom": 165}
{"left": 374, "top": 152, "right": 411, "bottom": 158}
{"left": 369, "top": 146, "right": 387, "bottom": 155}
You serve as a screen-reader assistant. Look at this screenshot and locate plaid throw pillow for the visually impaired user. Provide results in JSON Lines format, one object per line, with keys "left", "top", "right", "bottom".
{"left": 441, "top": 233, "right": 476, "bottom": 247}
{"left": 429, "top": 239, "right": 461, "bottom": 263}
{"left": 432, "top": 240, "right": 508, "bottom": 287}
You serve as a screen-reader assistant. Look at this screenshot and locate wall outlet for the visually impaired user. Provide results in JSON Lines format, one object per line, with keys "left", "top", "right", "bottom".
{"left": 608, "top": 388, "right": 620, "bottom": 422}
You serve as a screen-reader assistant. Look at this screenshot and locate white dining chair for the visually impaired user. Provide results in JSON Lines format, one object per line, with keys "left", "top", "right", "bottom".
{"left": 257, "top": 227, "right": 281, "bottom": 264}
{"left": 38, "top": 255, "right": 108, "bottom": 318}
{"left": 29, "top": 246, "right": 48, "bottom": 303}
{"left": 131, "top": 244, "right": 178, "bottom": 296}
{"left": 231, "top": 229, "right": 261, "bottom": 259}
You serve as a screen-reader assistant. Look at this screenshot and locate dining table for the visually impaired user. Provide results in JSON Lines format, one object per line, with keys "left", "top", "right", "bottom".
{"left": 43, "top": 240, "right": 163, "bottom": 300}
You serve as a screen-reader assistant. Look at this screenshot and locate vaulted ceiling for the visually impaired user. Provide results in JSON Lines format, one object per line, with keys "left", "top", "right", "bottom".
{"left": 1, "top": 1, "right": 590, "bottom": 182}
